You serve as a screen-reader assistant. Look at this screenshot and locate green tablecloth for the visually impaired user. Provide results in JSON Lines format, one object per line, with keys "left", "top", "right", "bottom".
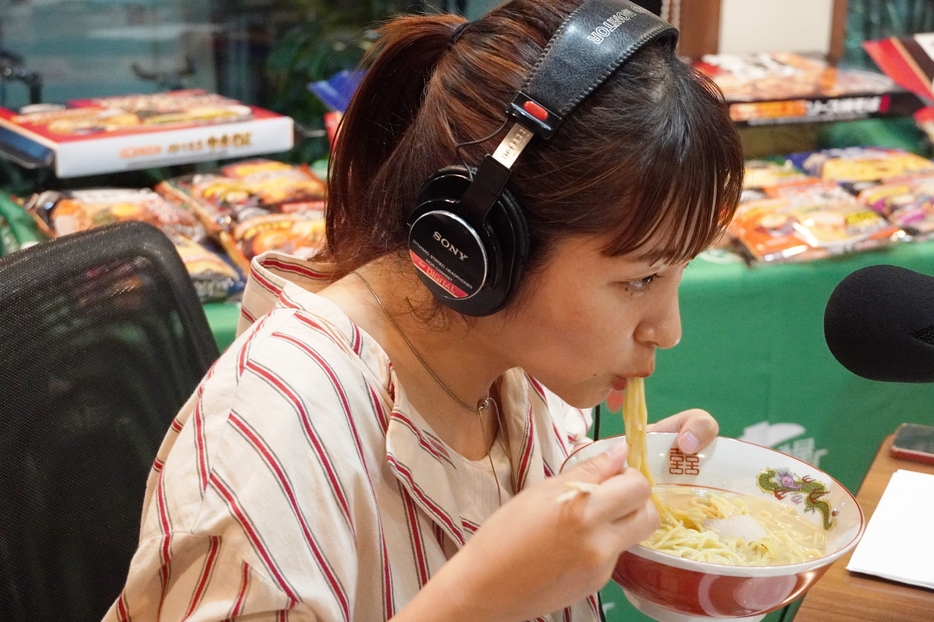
{"left": 0, "top": 193, "right": 42, "bottom": 254}
{"left": 202, "top": 300, "right": 241, "bottom": 352}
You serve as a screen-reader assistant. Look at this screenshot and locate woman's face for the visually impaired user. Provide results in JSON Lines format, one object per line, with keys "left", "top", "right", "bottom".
{"left": 488, "top": 233, "right": 686, "bottom": 408}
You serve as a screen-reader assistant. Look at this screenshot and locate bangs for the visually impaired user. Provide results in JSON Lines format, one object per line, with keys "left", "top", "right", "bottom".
{"left": 600, "top": 70, "right": 744, "bottom": 264}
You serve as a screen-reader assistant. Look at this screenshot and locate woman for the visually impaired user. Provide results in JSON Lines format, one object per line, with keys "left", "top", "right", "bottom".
{"left": 105, "top": 1, "right": 743, "bottom": 620}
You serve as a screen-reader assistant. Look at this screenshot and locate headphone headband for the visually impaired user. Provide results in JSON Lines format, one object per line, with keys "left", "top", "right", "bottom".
{"left": 511, "top": 0, "right": 678, "bottom": 138}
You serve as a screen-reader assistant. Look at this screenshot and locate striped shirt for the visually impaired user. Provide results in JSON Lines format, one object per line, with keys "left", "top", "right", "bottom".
{"left": 103, "top": 251, "right": 599, "bottom": 622}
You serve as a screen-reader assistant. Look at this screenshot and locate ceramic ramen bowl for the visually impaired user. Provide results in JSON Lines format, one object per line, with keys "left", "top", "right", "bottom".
{"left": 561, "top": 433, "right": 864, "bottom": 622}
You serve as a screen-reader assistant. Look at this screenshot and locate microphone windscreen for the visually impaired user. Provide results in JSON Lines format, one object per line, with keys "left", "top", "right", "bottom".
{"left": 824, "top": 264, "right": 934, "bottom": 382}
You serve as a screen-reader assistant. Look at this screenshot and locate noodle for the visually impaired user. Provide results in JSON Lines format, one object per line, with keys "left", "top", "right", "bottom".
{"left": 642, "top": 487, "right": 827, "bottom": 565}
{"left": 623, "top": 378, "right": 653, "bottom": 485}
{"left": 621, "top": 378, "right": 827, "bottom": 566}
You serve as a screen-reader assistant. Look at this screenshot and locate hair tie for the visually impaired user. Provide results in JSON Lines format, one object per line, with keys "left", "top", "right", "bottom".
{"left": 449, "top": 21, "right": 471, "bottom": 48}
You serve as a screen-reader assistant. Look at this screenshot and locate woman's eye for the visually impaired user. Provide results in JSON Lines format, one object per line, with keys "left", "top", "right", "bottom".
{"left": 623, "top": 273, "right": 659, "bottom": 294}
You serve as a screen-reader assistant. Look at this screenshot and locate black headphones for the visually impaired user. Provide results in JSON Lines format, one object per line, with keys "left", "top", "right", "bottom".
{"left": 406, "top": 0, "right": 677, "bottom": 316}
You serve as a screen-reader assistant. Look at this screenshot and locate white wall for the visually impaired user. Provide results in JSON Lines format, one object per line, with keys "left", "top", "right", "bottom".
{"left": 718, "top": 0, "right": 835, "bottom": 55}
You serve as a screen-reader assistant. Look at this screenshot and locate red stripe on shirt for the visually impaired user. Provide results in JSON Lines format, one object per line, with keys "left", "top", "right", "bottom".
{"left": 401, "top": 489, "right": 430, "bottom": 588}
{"left": 209, "top": 472, "right": 300, "bottom": 605}
{"left": 245, "top": 359, "right": 354, "bottom": 529}
{"left": 381, "top": 531, "right": 395, "bottom": 618}
{"left": 587, "top": 594, "right": 600, "bottom": 619}
{"left": 292, "top": 313, "right": 347, "bottom": 352}
{"left": 386, "top": 454, "right": 464, "bottom": 546}
{"left": 155, "top": 473, "right": 173, "bottom": 619}
{"left": 228, "top": 412, "right": 351, "bottom": 620}
{"left": 240, "top": 304, "right": 256, "bottom": 325}
{"left": 432, "top": 522, "right": 446, "bottom": 549}
{"left": 350, "top": 323, "right": 362, "bottom": 355}
{"left": 193, "top": 386, "right": 209, "bottom": 495}
{"left": 260, "top": 256, "right": 331, "bottom": 280}
{"left": 115, "top": 590, "right": 130, "bottom": 622}
{"left": 369, "top": 385, "right": 390, "bottom": 434}
{"left": 515, "top": 405, "right": 535, "bottom": 491}
{"left": 183, "top": 535, "right": 220, "bottom": 619}
{"left": 225, "top": 562, "right": 251, "bottom": 620}
{"left": 270, "top": 331, "right": 396, "bottom": 618}
{"left": 250, "top": 266, "right": 282, "bottom": 299}
{"left": 236, "top": 313, "right": 269, "bottom": 378}
{"left": 390, "top": 411, "right": 452, "bottom": 464}
{"left": 526, "top": 374, "right": 548, "bottom": 403}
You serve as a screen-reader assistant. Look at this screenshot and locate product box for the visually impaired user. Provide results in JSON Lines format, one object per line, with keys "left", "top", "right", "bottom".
{"left": 863, "top": 33, "right": 934, "bottom": 144}
{"left": 694, "top": 52, "right": 924, "bottom": 126}
{"left": 863, "top": 33, "right": 934, "bottom": 104}
{"left": 0, "top": 90, "right": 294, "bottom": 178}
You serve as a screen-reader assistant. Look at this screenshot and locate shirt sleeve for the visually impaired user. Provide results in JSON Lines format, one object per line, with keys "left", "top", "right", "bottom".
{"left": 101, "top": 532, "right": 303, "bottom": 622}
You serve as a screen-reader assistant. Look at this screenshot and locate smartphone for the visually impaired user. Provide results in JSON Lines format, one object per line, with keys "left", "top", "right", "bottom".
{"left": 890, "top": 423, "right": 934, "bottom": 465}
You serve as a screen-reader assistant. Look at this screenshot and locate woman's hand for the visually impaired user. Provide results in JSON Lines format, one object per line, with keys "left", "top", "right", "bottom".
{"left": 393, "top": 439, "right": 656, "bottom": 622}
{"left": 646, "top": 408, "right": 719, "bottom": 454}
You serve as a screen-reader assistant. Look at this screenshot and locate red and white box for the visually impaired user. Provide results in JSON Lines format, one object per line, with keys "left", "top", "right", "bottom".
{"left": 0, "top": 90, "right": 294, "bottom": 178}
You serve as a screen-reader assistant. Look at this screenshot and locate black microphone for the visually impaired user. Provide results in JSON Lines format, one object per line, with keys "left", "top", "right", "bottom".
{"left": 824, "top": 264, "right": 934, "bottom": 382}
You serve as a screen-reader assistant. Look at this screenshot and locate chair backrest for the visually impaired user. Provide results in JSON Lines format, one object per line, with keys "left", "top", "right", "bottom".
{"left": 0, "top": 220, "right": 220, "bottom": 622}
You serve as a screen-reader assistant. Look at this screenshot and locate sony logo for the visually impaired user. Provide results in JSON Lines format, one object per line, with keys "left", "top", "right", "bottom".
{"left": 433, "top": 231, "right": 468, "bottom": 260}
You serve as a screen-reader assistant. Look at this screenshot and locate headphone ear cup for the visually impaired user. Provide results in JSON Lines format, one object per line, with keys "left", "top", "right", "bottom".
{"left": 488, "top": 184, "right": 529, "bottom": 302}
{"left": 408, "top": 166, "right": 529, "bottom": 316}
{"left": 414, "top": 165, "right": 474, "bottom": 207}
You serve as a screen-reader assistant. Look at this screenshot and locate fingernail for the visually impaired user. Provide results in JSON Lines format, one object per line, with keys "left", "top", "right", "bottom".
{"left": 680, "top": 431, "right": 699, "bottom": 454}
{"left": 605, "top": 438, "right": 628, "bottom": 461}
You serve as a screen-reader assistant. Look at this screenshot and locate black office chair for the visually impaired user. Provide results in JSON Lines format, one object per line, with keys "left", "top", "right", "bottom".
{"left": 0, "top": 220, "right": 220, "bottom": 622}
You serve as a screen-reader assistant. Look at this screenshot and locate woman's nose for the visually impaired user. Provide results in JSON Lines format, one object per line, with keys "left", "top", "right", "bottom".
{"left": 634, "top": 291, "right": 682, "bottom": 349}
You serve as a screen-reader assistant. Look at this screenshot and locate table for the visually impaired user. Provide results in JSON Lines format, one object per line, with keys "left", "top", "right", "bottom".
{"left": 793, "top": 432, "right": 934, "bottom": 621}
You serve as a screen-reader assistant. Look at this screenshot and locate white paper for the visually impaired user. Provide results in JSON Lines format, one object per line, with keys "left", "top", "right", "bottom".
{"left": 846, "top": 469, "right": 934, "bottom": 589}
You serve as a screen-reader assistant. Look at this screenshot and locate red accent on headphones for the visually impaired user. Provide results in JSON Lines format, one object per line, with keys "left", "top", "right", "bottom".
{"left": 522, "top": 100, "right": 549, "bottom": 122}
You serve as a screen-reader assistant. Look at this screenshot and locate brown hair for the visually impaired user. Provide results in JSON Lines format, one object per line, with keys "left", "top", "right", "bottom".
{"left": 326, "top": 0, "right": 743, "bottom": 281}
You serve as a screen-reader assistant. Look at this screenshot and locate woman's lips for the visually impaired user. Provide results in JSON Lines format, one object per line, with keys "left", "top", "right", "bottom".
{"left": 611, "top": 372, "right": 651, "bottom": 391}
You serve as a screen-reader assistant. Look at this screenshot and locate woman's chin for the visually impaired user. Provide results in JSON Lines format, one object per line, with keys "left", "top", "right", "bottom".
{"left": 557, "top": 387, "right": 614, "bottom": 410}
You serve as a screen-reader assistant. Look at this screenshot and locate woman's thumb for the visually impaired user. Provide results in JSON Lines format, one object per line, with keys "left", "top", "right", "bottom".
{"left": 566, "top": 438, "right": 629, "bottom": 484}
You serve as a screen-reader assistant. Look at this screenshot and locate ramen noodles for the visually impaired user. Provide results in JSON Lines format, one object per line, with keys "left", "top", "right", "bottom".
{"left": 622, "top": 379, "right": 827, "bottom": 566}
{"left": 622, "top": 377, "right": 653, "bottom": 484}
{"left": 643, "top": 486, "right": 827, "bottom": 565}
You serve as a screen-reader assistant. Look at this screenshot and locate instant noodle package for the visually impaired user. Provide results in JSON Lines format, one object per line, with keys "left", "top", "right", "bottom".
{"left": 788, "top": 146, "right": 934, "bottom": 194}
{"left": 24, "top": 188, "right": 245, "bottom": 302}
{"left": 156, "top": 158, "right": 326, "bottom": 271}
{"left": 857, "top": 171, "right": 934, "bottom": 239}
{"left": 729, "top": 178, "right": 905, "bottom": 263}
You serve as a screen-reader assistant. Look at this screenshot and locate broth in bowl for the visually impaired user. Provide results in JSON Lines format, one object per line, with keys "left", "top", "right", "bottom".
{"left": 646, "top": 484, "right": 828, "bottom": 566}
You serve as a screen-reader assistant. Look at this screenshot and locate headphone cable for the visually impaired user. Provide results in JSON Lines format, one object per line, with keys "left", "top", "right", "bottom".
{"left": 454, "top": 116, "right": 510, "bottom": 180}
